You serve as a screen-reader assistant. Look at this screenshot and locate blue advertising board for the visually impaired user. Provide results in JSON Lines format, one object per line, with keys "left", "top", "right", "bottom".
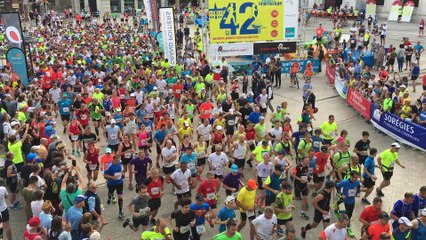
{"left": 334, "top": 75, "right": 348, "bottom": 99}
{"left": 6, "top": 47, "right": 29, "bottom": 87}
{"left": 230, "top": 59, "right": 319, "bottom": 75}
{"left": 370, "top": 106, "right": 426, "bottom": 152}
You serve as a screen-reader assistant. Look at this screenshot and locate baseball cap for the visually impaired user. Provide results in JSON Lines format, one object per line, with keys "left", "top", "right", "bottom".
{"left": 278, "top": 150, "right": 286, "bottom": 155}
{"left": 195, "top": 194, "right": 204, "bottom": 201}
{"left": 231, "top": 164, "right": 238, "bottom": 173}
{"left": 337, "top": 137, "right": 345, "bottom": 143}
{"left": 247, "top": 179, "right": 258, "bottom": 190}
{"left": 216, "top": 126, "right": 223, "bottom": 131}
{"left": 275, "top": 164, "right": 284, "bottom": 172}
{"left": 260, "top": 116, "right": 265, "bottom": 120}
{"left": 110, "top": 119, "right": 116, "bottom": 124}
{"left": 321, "top": 146, "right": 328, "bottom": 152}
{"left": 74, "top": 195, "right": 87, "bottom": 204}
{"left": 281, "top": 181, "right": 293, "bottom": 190}
{"left": 105, "top": 147, "right": 112, "bottom": 154}
{"left": 398, "top": 217, "right": 413, "bottom": 227}
{"left": 378, "top": 211, "right": 390, "bottom": 220}
{"left": 27, "top": 217, "right": 41, "bottom": 229}
{"left": 62, "top": 93, "right": 68, "bottom": 98}
{"left": 225, "top": 196, "right": 235, "bottom": 205}
{"left": 391, "top": 142, "right": 401, "bottom": 148}
{"left": 10, "top": 121, "right": 20, "bottom": 127}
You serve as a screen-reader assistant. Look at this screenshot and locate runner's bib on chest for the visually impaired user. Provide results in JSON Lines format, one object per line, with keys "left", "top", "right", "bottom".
{"left": 71, "top": 135, "right": 79, "bottom": 141}
{"left": 180, "top": 225, "right": 190, "bottom": 234}
{"left": 89, "top": 164, "right": 97, "bottom": 170}
{"left": 151, "top": 187, "right": 160, "bottom": 195}
{"left": 63, "top": 107, "right": 70, "bottom": 113}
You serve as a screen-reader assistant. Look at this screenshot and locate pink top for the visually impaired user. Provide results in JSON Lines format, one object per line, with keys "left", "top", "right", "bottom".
{"left": 138, "top": 131, "right": 149, "bottom": 147}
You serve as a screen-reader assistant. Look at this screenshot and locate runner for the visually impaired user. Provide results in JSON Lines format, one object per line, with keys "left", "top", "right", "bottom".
{"left": 376, "top": 143, "right": 405, "bottom": 197}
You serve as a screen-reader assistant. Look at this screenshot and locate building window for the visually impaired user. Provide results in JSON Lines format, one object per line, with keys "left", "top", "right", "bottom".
{"left": 124, "top": 0, "right": 134, "bottom": 11}
{"left": 110, "top": 0, "right": 121, "bottom": 12}
{"left": 376, "top": 0, "right": 384, "bottom": 6}
{"left": 137, "top": 0, "right": 144, "bottom": 9}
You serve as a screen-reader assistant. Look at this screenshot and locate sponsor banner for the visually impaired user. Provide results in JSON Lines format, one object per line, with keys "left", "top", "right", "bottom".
{"left": 150, "top": 0, "right": 159, "bottom": 31}
{"left": 334, "top": 75, "right": 347, "bottom": 99}
{"left": 0, "top": 13, "right": 24, "bottom": 51}
{"left": 6, "top": 48, "right": 29, "bottom": 87}
{"left": 401, "top": 0, "right": 414, "bottom": 23}
{"left": 365, "top": 0, "right": 376, "bottom": 16}
{"left": 388, "top": 0, "right": 402, "bottom": 21}
{"left": 208, "top": 0, "right": 285, "bottom": 43}
{"left": 253, "top": 41, "right": 297, "bottom": 54}
{"left": 325, "top": 61, "right": 335, "bottom": 85}
{"left": 209, "top": 43, "right": 254, "bottom": 57}
{"left": 159, "top": 8, "right": 177, "bottom": 66}
{"left": 283, "top": 0, "right": 298, "bottom": 39}
{"left": 143, "top": 0, "right": 153, "bottom": 25}
{"left": 346, "top": 88, "right": 371, "bottom": 120}
{"left": 370, "top": 106, "right": 426, "bottom": 152}
{"left": 229, "top": 59, "right": 320, "bottom": 75}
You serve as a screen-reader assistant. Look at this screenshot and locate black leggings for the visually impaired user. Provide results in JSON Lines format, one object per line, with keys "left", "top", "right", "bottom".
{"left": 275, "top": 72, "right": 282, "bottom": 86}
{"left": 344, "top": 203, "right": 355, "bottom": 219}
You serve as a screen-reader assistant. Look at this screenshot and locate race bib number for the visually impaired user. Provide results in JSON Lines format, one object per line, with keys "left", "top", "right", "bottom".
{"left": 81, "top": 115, "right": 87, "bottom": 120}
{"left": 390, "top": 161, "right": 395, "bottom": 167}
{"left": 313, "top": 141, "right": 320, "bottom": 149}
{"left": 207, "top": 192, "right": 216, "bottom": 200}
{"left": 110, "top": 134, "right": 117, "bottom": 140}
{"left": 124, "top": 152, "right": 132, "bottom": 158}
{"left": 261, "top": 131, "right": 267, "bottom": 137}
{"left": 323, "top": 212, "right": 331, "bottom": 220}
{"left": 197, "top": 152, "right": 205, "bottom": 158}
{"left": 71, "top": 135, "right": 79, "bottom": 141}
{"left": 246, "top": 211, "right": 255, "bottom": 218}
{"left": 114, "top": 172, "right": 122, "bottom": 179}
{"left": 261, "top": 103, "right": 266, "bottom": 108}
{"left": 188, "top": 162, "right": 195, "bottom": 170}
{"left": 63, "top": 107, "right": 69, "bottom": 113}
{"left": 146, "top": 126, "right": 152, "bottom": 132}
{"left": 261, "top": 151, "right": 269, "bottom": 157}
{"left": 245, "top": 115, "right": 249, "bottom": 120}
{"left": 176, "top": 90, "right": 181, "bottom": 94}
{"left": 141, "top": 140, "right": 148, "bottom": 145}
{"left": 301, "top": 176, "right": 308, "bottom": 182}
{"left": 151, "top": 187, "right": 160, "bottom": 195}
{"left": 139, "top": 207, "right": 148, "bottom": 216}
{"left": 348, "top": 189, "right": 357, "bottom": 197}
{"left": 180, "top": 225, "right": 190, "bottom": 234}
{"left": 228, "top": 120, "right": 235, "bottom": 125}
{"left": 89, "top": 164, "right": 97, "bottom": 170}
{"left": 120, "top": 94, "right": 126, "bottom": 99}
{"left": 248, "top": 140, "right": 255, "bottom": 145}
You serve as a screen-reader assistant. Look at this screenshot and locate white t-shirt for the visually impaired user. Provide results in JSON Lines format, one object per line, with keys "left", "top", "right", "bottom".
{"left": 269, "top": 127, "right": 283, "bottom": 141}
{"left": 31, "top": 200, "right": 44, "bottom": 217}
{"left": 252, "top": 214, "right": 277, "bottom": 240}
{"left": 0, "top": 187, "right": 8, "bottom": 212}
{"left": 135, "top": 91, "right": 144, "bottom": 104}
{"left": 197, "top": 124, "right": 212, "bottom": 141}
{"left": 324, "top": 223, "right": 347, "bottom": 240}
{"left": 256, "top": 162, "right": 274, "bottom": 178}
{"left": 49, "top": 88, "right": 61, "bottom": 103}
{"left": 29, "top": 173, "right": 46, "bottom": 188}
{"left": 171, "top": 169, "right": 191, "bottom": 194}
{"left": 207, "top": 152, "right": 228, "bottom": 176}
{"left": 162, "top": 146, "right": 177, "bottom": 168}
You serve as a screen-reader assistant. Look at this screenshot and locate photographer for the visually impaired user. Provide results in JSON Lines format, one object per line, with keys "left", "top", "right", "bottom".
{"left": 59, "top": 163, "right": 84, "bottom": 214}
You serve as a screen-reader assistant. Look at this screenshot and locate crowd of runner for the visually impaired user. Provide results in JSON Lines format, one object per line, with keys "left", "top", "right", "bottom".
{"left": 0, "top": 6, "right": 425, "bottom": 240}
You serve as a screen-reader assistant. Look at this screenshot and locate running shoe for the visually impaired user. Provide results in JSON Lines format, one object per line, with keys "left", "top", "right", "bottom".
{"left": 118, "top": 212, "right": 124, "bottom": 219}
{"left": 77, "top": 150, "right": 81, "bottom": 157}
{"left": 277, "top": 227, "right": 284, "bottom": 236}
{"left": 300, "top": 212, "right": 309, "bottom": 220}
{"left": 128, "top": 184, "right": 133, "bottom": 191}
{"left": 122, "top": 218, "right": 130, "bottom": 228}
{"left": 208, "top": 219, "right": 214, "bottom": 228}
{"left": 246, "top": 160, "right": 253, "bottom": 168}
{"left": 376, "top": 188, "right": 385, "bottom": 197}
{"left": 72, "top": 149, "right": 75, "bottom": 156}
{"left": 112, "top": 197, "right": 117, "bottom": 204}
{"left": 150, "top": 217, "right": 156, "bottom": 225}
{"left": 107, "top": 198, "right": 111, "bottom": 205}
{"left": 362, "top": 198, "right": 371, "bottom": 205}
{"left": 347, "top": 227, "right": 355, "bottom": 238}
{"left": 301, "top": 227, "right": 307, "bottom": 239}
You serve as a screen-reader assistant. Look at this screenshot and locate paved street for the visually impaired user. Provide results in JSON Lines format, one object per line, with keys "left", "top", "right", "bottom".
{"left": 5, "top": 16, "right": 426, "bottom": 240}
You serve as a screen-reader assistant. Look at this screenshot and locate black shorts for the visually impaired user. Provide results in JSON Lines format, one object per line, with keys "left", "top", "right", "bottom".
{"left": 176, "top": 191, "right": 191, "bottom": 200}
{"left": 317, "top": 37, "right": 322, "bottom": 42}
{"left": 313, "top": 174, "right": 325, "bottom": 184}
{"left": 382, "top": 171, "right": 393, "bottom": 181}
{"left": 389, "top": 59, "right": 395, "bottom": 65}
{"left": 197, "top": 158, "right": 206, "bottom": 166}
{"left": 257, "top": 176, "right": 266, "bottom": 190}
{"left": 133, "top": 215, "right": 149, "bottom": 227}
{"left": 411, "top": 76, "right": 418, "bottom": 81}
{"left": 107, "top": 183, "right": 123, "bottom": 195}
{"left": 241, "top": 212, "right": 256, "bottom": 221}
{"left": 406, "top": 56, "right": 412, "bottom": 62}
{"left": 334, "top": 37, "right": 340, "bottom": 42}
{"left": 344, "top": 203, "right": 355, "bottom": 219}
{"left": 6, "top": 180, "right": 18, "bottom": 193}
{"left": 260, "top": 107, "right": 267, "bottom": 113}
{"left": 277, "top": 217, "right": 293, "bottom": 225}
{"left": 108, "top": 144, "right": 119, "bottom": 153}
{"left": 265, "top": 195, "right": 276, "bottom": 206}
{"left": 148, "top": 198, "right": 161, "bottom": 210}
{"left": 324, "top": 139, "right": 332, "bottom": 145}
{"left": 226, "top": 127, "right": 235, "bottom": 136}
{"left": 363, "top": 177, "right": 375, "bottom": 188}
{"left": 61, "top": 115, "right": 70, "bottom": 121}
{"left": 210, "top": 204, "right": 217, "bottom": 209}
{"left": 122, "top": 158, "right": 131, "bottom": 165}
{"left": 380, "top": 35, "right": 385, "bottom": 39}
{"left": 86, "top": 163, "right": 100, "bottom": 172}
{"left": 0, "top": 209, "right": 9, "bottom": 222}
{"left": 313, "top": 209, "right": 330, "bottom": 223}
{"left": 214, "top": 174, "right": 224, "bottom": 179}
{"left": 156, "top": 144, "right": 162, "bottom": 154}
{"left": 135, "top": 175, "right": 146, "bottom": 187}
{"left": 163, "top": 165, "right": 176, "bottom": 175}
{"left": 15, "top": 162, "right": 24, "bottom": 173}
{"left": 235, "top": 158, "right": 245, "bottom": 169}
{"left": 295, "top": 182, "right": 308, "bottom": 197}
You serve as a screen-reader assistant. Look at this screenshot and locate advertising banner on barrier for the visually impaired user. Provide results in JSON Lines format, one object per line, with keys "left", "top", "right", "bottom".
{"left": 388, "top": 0, "right": 402, "bottom": 21}
{"left": 253, "top": 42, "right": 297, "bottom": 54}
{"left": 370, "top": 107, "right": 426, "bottom": 152}
{"left": 159, "top": 8, "right": 176, "bottom": 66}
{"left": 334, "top": 76, "right": 347, "bottom": 99}
{"left": 347, "top": 88, "right": 371, "bottom": 120}
{"left": 326, "top": 62, "right": 335, "bottom": 85}
{"left": 401, "top": 0, "right": 414, "bottom": 23}
{"left": 230, "top": 59, "right": 319, "bottom": 75}
{"left": 208, "top": 0, "right": 285, "bottom": 43}
{"left": 209, "top": 43, "right": 254, "bottom": 57}
{"left": 366, "top": 0, "right": 376, "bottom": 16}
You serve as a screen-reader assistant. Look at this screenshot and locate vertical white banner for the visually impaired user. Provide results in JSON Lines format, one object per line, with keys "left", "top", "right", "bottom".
{"left": 143, "top": 0, "right": 153, "bottom": 24}
{"left": 160, "top": 8, "right": 177, "bottom": 65}
{"left": 284, "top": 0, "right": 299, "bottom": 40}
